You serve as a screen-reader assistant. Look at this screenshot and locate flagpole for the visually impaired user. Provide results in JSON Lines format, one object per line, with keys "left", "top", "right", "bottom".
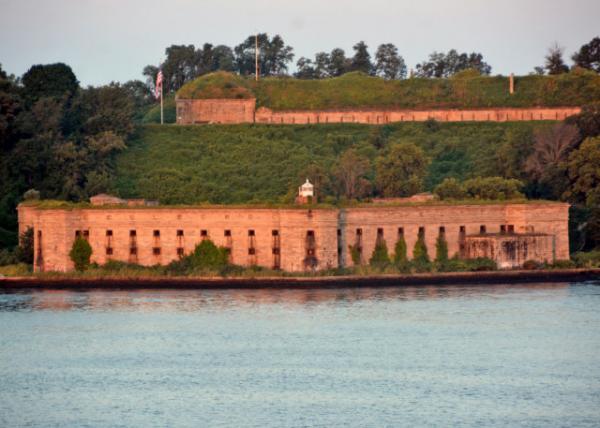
{"left": 160, "top": 81, "right": 164, "bottom": 125}
{"left": 255, "top": 33, "right": 259, "bottom": 81}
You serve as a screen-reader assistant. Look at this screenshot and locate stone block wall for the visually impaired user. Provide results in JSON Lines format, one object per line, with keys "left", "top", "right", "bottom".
{"left": 176, "top": 99, "right": 581, "bottom": 125}
{"left": 176, "top": 98, "right": 256, "bottom": 124}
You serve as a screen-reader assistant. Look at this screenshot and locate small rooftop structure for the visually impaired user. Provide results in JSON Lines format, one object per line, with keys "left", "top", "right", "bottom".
{"left": 296, "top": 179, "right": 315, "bottom": 205}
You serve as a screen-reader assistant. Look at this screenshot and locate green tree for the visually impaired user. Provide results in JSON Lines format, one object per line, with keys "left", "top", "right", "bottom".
{"left": 188, "top": 239, "right": 229, "bottom": 270}
{"left": 565, "top": 137, "right": 600, "bottom": 207}
{"left": 434, "top": 177, "right": 466, "bottom": 200}
{"left": 369, "top": 239, "right": 390, "bottom": 268}
{"left": 334, "top": 149, "right": 372, "bottom": 200}
{"left": 416, "top": 50, "right": 491, "bottom": 77}
{"left": 350, "top": 41, "right": 373, "bottom": 74}
{"left": 434, "top": 232, "right": 449, "bottom": 270}
{"left": 463, "top": 177, "right": 524, "bottom": 200}
{"left": 328, "top": 48, "right": 348, "bottom": 77}
{"left": 375, "top": 142, "right": 429, "bottom": 197}
{"left": 69, "top": 237, "right": 92, "bottom": 271}
{"left": 313, "top": 52, "right": 330, "bottom": 78}
{"left": 572, "top": 37, "right": 600, "bottom": 73}
{"left": 294, "top": 57, "right": 316, "bottom": 79}
{"left": 21, "top": 63, "right": 78, "bottom": 105}
{"left": 12, "top": 227, "right": 34, "bottom": 264}
{"left": 412, "top": 230, "right": 431, "bottom": 272}
{"left": 374, "top": 43, "right": 406, "bottom": 79}
{"left": 545, "top": 44, "right": 569, "bottom": 75}
{"left": 393, "top": 234, "right": 409, "bottom": 271}
{"left": 566, "top": 102, "right": 600, "bottom": 140}
{"left": 235, "top": 33, "right": 294, "bottom": 77}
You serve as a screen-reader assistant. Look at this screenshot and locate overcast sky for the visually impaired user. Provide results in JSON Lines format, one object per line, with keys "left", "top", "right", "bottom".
{"left": 1, "top": 0, "right": 598, "bottom": 86}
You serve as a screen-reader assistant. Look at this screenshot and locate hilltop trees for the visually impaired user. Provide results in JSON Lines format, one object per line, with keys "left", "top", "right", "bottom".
{"left": 21, "top": 63, "right": 79, "bottom": 105}
{"left": 572, "top": 37, "right": 600, "bottom": 73}
{"left": 235, "top": 33, "right": 294, "bottom": 76}
{"left": 375, "top": 44, "right": 407, "bottom": 80}
{"left": 545, "top": 44, "right": 570, "bottom": 75}
{"left": 350, "top": 41, "right": 373, "bottom": 74}
{"left": 415, "top": 50, "right": 492, "bottom": 78}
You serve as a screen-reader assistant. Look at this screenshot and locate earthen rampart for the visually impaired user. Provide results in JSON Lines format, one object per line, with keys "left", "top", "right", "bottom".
{"left": 175, "top": 98, "right": 580, "bottom": 125}
{"left": 18, "top": 202, "right": 569, "bottom": 273}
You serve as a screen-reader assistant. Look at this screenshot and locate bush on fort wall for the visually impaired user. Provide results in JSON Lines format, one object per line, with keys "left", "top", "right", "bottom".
{"left": 69, "top": 237, "right": 93, "bottom": 271}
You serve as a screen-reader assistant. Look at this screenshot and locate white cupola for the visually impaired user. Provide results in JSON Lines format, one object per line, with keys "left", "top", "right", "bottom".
{"left": 298, "top": 179, "right": 314, "bottom": 198}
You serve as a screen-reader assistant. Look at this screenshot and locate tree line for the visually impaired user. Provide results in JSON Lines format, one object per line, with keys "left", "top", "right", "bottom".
{"left": 140, "top": 34, "right": 600, "bottom": 96}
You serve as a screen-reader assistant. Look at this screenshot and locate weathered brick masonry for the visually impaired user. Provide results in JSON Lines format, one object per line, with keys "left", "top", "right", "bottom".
{"left": 175, "top": 98, "right": 580, "bottom": 125}
{"left": 18, "top": 202, "right": 569, "bottom": 272}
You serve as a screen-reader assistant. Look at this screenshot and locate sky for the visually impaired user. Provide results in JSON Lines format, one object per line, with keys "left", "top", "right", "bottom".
{"left": 0, "top": 0, "right": 598, "bottom": 86}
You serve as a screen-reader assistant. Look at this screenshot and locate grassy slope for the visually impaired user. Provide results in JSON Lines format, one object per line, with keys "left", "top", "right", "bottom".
{"left": 173, "top": 70, "right": 600, "bottom": 111}
{"left": 114, "top": 121, "right": 552, "bottom": 204}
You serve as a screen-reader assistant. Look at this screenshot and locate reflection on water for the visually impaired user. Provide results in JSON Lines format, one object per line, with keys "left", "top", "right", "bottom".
{"left": 1, "top": 282, "right": 599, "bottom": 428}
{"left": 0, "top": 282, "right": 572, "bottom": 312}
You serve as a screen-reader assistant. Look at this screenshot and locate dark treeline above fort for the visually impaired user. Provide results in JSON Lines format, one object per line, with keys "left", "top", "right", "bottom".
{"left": 140, "top": 34, "right": 600, "bottom": 96}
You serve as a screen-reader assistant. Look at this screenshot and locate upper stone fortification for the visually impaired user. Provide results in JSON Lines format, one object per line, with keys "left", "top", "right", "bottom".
{"left": 174, "top": 71, "right": 598, "bottom": 125}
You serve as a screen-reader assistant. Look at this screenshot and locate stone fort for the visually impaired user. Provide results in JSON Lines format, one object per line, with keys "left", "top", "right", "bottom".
{"left": 19, "top": 194, "right": 569, "bottom": 273}
{"left": 175, "top": 98, "right": 580, "bottom": 125}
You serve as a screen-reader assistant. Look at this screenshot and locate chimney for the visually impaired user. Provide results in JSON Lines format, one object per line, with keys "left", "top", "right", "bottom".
{"left": 509, "top": 73, "right": 515, "bottom": 95}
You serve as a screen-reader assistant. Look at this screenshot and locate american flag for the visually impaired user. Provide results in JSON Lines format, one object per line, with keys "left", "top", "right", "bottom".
{"left": 154, "top": 68, "right": 163, "bottom": 99}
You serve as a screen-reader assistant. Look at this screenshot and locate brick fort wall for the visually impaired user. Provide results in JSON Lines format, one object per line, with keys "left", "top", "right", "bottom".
{"left": 18, "top": 203, "right": 569, "bottom": 273}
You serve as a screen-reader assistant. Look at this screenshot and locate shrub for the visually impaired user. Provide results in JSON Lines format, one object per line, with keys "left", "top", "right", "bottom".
{"left": 0, "top": 249, "right": 18, "bottom": 266}
{"left": 466, "top": 257, "right": 497, "bottom": 271}
{"left": 463, "top": 176, "right": 524, "bottom": 200}
{"left": 434, "top": 177, "right": 466, "bottom": 200}
{"left": 393, "top": 235, "right": 409, "bottom": 271}
{"left": 22, "top": 189, "right": 40, "bottom": 200}
{"left": 69, "top": 237, "right": 93, "bottom": 271}
{"left": 167, "top": 239, "right": 230, "bottom": 274}
{"left": 412, "top": 232, "right": 431, "bottom": 272}
{"left": 434, "top": 233, "right": 449, "bottom": 271}
{"left": 549, "top": 259, "right": 576, "bottom": 269}
{"left": 522, "top": 259, "right": 543, "bottom": 270}
{"left": 0, "top": 263, "right": 32, "bottom": 277}
{"left": 369, "top": 240, "right": 391, "bottom": 268}
{"left": 14, "top": 227, "right": 34, "bottom": 265}
{"left": 349, "top": 244, "right": 362, "bottom": 266}
{"left": 572, "top": 250, "right": 600, "bottom": 268}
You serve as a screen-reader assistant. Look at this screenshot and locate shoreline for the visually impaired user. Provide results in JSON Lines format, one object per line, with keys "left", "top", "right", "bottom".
{"left": 0, "top": 269, "right": 598, "bottom": 290}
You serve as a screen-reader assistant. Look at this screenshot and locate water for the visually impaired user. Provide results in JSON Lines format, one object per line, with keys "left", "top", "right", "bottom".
{"left": 1, "top": 282, "right": 599, "bottom": 427}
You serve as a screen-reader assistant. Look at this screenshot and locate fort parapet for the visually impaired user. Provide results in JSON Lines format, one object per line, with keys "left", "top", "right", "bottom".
{"left": 175, "top": 98, "right": 580, "bottom": 125}
{"left": 18, "top": 202, "right": 569, "bottom": 273}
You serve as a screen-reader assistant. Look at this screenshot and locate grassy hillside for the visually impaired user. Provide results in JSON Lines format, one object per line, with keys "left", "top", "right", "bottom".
{"left": 174, "top": 70, "right": 600, "bottom": 111}
{"left": 114, "top": 121, "right": 553, "bottom": 204}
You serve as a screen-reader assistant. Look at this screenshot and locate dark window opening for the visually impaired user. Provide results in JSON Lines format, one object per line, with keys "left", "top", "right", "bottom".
{"left": 106, "top": 230, "right": 113, "bottom": 237}
{"left": 377, "top": 228, "right": 384, "bottom": 236}
{"left": 272, "top": 248, "right": 280, "bottom": 255}
{"left": 130, "top": 230, "right": 136, "bottom": 237}
{"left": 500, "top": 225, "right": 507, "bottom": 234}
{"left": 248, "top": 248, "right": 256, "bottom": 255}
{"left": 307, "top": 249, "right": 315, "bottom": 256}
{"left": 177, "top": 230, "right": 184, "bottom": 237}
{"left": 356, "top": 228, "right": 362, "bottom": 236}
{"left": 439, "top": 226, "right": 445, "bottom": 234}
{"left": 272, "top": 230, "right": 279, "bottom": 236}
{"left": 480, "top": 225, "right": 486, "bottom": 234}
{"left": 130, "top": 247, "right": 137, "bottom": 255}
{"left": 508, "top": 225, "right": 515, "bottom": 233}
{"left": 201, "top": 230, "right": 208, "bottom": 237}
{"left": 75, "top": 231, "right": 81, "bottom": 238}
{"left": 153, "top": 247, "right": 161, "bottom": 255}
{"left": 177, "top": 247, "right": 184, "bottom": 256}
{"left": 337, "top": 229, "right": 341, "bottom": 236}
{"left": 224, "top": 230, "right": 231, "bottom": 237}
{"left": 418, "top": 227, "right": 425, "bottom": 237}
{"left": 153, "top": 230, "right": 160, "bottom": 237}
{"left": 106, "top": 247, "right": 113, "bottom": 255}
{"left": 398, "top": 227, "right": 404, "bottom": 236}
{"left": 248, "top": 230, "right": 255, "bottom": 236}
{"left": 459, "top": 226, "right": 466, "bottom": 234}
{"left": 83, "top": 230, "right": 89, "bottom": 239}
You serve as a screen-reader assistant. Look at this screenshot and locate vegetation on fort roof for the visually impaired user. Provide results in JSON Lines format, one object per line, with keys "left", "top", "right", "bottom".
{"left": 176, "top": 72, "right": 254, "bottom": 100}
{"left": 114, "top": 121, "right": 551, "bottom": 205}
{"left": 171, "top": 70, "right": 600, "bottom": 112}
